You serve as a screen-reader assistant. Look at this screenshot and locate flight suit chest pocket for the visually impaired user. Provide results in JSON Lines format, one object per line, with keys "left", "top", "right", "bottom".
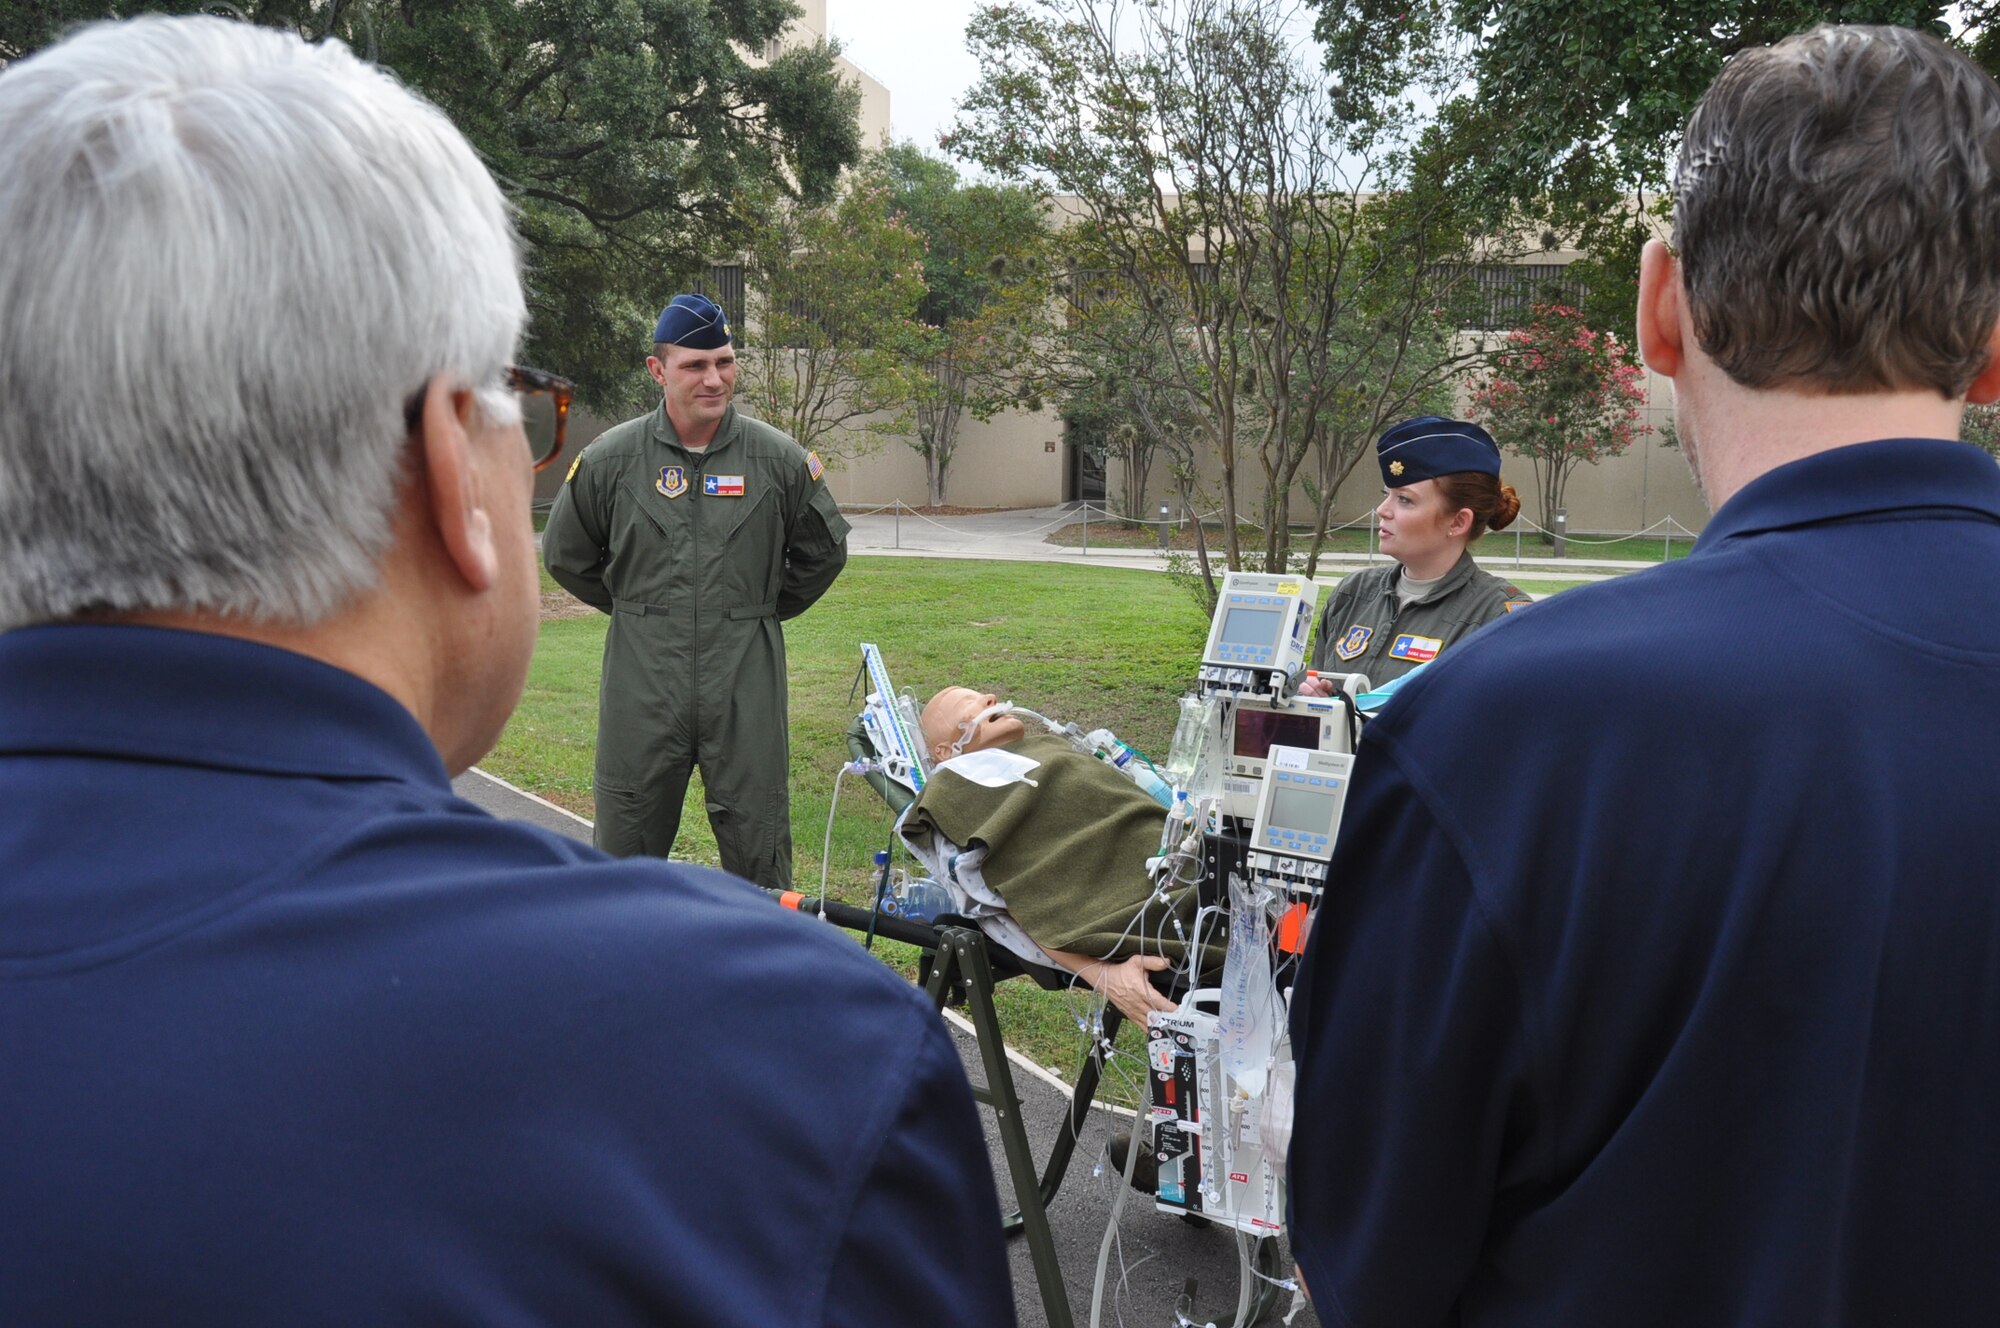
{"left": 609, "top": 475, "right": 681, "bottom": 590}
{"left": 706, "top": 486, "right": 782, "bottom": 592}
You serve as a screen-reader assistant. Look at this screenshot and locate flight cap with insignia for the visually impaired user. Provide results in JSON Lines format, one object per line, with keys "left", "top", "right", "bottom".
{"left": 653, "top": 293, "right": 732, "bottom": 349}
{"left": 1376, "top": 416, "right": 1501, "bottom": 487}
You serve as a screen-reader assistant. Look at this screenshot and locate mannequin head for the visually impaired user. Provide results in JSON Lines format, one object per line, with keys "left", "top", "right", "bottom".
{"left": 920, "top": 687, "right": 1027, "bottom": 764}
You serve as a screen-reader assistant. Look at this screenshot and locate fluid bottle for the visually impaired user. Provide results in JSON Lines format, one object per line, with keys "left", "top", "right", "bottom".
{"left": 1112, "top": 741, "right": 1175, "bottom": 808}
{"left": 886, "top": 871, "right": 954, "bottom": 923}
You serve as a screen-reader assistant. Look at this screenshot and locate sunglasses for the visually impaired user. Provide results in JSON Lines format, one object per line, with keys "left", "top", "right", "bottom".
{"left": 401, "top": 365, "right": 576, "bottom": 472}
{"left": 507, "top": 365, "right": 575, "bottom": 472}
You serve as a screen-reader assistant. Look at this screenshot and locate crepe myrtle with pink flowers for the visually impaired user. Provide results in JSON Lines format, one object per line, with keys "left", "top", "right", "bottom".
{"left": 1469, "top": 301, "right": 1649, "bottom": 540}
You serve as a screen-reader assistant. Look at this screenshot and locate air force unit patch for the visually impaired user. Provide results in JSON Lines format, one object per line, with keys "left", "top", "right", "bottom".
{"left": 704, "top": 474, "right": 745, "bottom": 497}
{"left": 1335, "top": 625, "right": 1372, "bottom": 661}
{"left": 658, "top": 465, "right": 687, "bottom": 498}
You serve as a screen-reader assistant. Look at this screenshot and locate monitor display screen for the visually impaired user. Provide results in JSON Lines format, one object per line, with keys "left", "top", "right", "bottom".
{"left": 1269, "top": 783, "right": 1337, "bottom": 834}
{"left": 1233, "top": 708, "right": 1320, "bottom": 760}
{"left": 1217, "top": 606, "right": 1283, "bottom": 651}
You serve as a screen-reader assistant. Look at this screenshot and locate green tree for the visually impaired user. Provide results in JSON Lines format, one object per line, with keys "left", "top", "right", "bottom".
{"left": 2, "top": 0, "right": 863, "bottom": 410}
{"left": 876, "top": 143, "right": 1051, "bottom": 507}
{"left": 1960, "top": 402, "right": 2000, "bottom": 458}
{"left": 734, "top": 174, "right": 929, "bottom": 466}
{"left": 1054, "top": 302, "right": 1205, "bottom": 522}
{"left": 1467, "top": 303, "right": 1650, "bottom": 541}
{"left": 951, "top": 0, "right": 1502, "bottom": 588}
{"left": 1310, "top": 1, "right": 1987, "bottom": 329}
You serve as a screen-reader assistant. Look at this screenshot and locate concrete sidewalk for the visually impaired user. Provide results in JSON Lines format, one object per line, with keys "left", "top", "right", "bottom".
{"left": 841, "top": 502, "right": 1665, "bottom": 585}
{"left": 452, "top": 766, "right": 1312, "bottom": 1328}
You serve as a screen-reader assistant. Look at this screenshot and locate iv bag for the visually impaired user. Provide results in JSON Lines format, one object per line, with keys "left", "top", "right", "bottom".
{"left": 1217, "top": 872, "right": 1283, "bottom": 1099}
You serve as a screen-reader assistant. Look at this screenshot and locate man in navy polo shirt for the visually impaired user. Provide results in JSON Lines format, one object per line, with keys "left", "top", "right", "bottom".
{"left": 0, "top": 16, "right": 1012, "bottom": 1326}
{"left": 1289, "top": 24, "right": 2000, "bottom": 1327}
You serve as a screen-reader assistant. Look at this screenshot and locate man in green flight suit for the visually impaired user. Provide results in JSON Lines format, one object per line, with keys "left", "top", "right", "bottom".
{"left": 543, "top": 294, "right": 850, "bottom": 887}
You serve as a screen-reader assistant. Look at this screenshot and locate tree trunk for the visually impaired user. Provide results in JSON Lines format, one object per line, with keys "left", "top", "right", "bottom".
{"left": 1122, "top": 448, "right": 1153, "bottom": 522}
{"left": 1181, "top": 473, "right": 1218, "bottom": 613}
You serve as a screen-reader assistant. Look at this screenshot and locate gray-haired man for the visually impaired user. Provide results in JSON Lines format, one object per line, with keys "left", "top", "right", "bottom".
{"left": 0, "top": 16, "right": 1012, "bottom": 1324}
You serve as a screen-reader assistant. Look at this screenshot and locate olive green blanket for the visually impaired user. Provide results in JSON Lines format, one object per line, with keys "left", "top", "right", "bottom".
{"left": 900, "top": 733, "right": 1199, "bottom": 960}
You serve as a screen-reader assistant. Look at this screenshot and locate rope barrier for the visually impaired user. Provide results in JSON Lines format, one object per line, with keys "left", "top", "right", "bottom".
{"left": 1509, "top": 513, "right": 1699, "bottom": 546}
{"left": 833, "top": 498, "right": 1703, "bottom": 561}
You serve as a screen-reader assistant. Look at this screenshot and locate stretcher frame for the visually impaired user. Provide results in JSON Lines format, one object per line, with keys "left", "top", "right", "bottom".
{"left": 772, "top": 886, "right": 1119, "bottom": 1328}
{"left": 809, "top": 697, "right": 1284, "bottom": 1326}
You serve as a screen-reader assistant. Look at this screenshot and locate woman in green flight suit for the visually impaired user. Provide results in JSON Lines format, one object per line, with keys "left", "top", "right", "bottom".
{"left": 1302, "top": 416, "right": 1531, "bottom": 694}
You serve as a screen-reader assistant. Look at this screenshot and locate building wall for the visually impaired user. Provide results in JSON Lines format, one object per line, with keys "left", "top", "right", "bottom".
{"left": 549, "top": 350, "right": 1708, "bottom": 535}
{"left": 777, "top": 0, "right": 891, "bottom": 149}
{"left": 533, "top": 400, "right": 1073, "bottom": 513}
{"left": 817, "top": 406, "right": 1068, "bottom": 510}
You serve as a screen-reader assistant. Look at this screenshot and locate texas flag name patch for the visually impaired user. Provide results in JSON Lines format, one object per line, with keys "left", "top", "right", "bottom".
{"left": 1388, "top": 633, "right": 1442, "bottom": 663}
{"left": 704, "top": 474, "right": 745, "bottom": 497}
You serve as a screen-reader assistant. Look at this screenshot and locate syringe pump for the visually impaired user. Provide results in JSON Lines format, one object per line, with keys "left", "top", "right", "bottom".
{"left": 1197, "top": 572, "right": 1318, "bottom": 699}
{"left": 1245, "top": 744, "right": 1355, "bottom": 896}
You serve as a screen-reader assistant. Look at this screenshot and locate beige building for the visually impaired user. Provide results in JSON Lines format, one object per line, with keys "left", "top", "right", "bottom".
{"left": 758, "top": 0, "right": 892, "bottom": 151}
{"left": 815, "top": 276, "right": 1707, "bottom": 539}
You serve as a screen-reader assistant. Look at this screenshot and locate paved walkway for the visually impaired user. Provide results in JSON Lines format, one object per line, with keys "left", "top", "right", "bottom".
{"left": 842, "top": 502, "right": 1668, "bottom": 586}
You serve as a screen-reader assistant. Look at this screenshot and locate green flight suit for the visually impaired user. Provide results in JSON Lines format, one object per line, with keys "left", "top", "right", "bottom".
{"left": 1309, "top": 551, "right": 1530, "bottom": 687}
{"left": 542, "top": 403, "right": 850, "bottom": 887}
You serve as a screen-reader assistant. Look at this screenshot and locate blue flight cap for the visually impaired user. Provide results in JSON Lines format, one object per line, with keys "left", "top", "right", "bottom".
{"left": 652, "top": 293, "right": 732, "bottom": 349}
{"left": 1376, "top": 416, "right": 1501, "bottom": 486}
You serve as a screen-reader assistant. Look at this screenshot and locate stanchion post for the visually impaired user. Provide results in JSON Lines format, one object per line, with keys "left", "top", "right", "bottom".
{"left": 895, "top": 499, "right": 902, "bottom": 550}
{"left": 1553, "top": 508, "right": 1568, "bottom": 559}
{"left": 1082, "top": 503, "right": 1089, "bottom": 556}
{"left": 1158, "top": 501, "right": 1171, "bottom": 551}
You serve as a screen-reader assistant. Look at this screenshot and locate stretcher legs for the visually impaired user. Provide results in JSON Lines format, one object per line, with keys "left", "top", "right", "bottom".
{"left": 925, "top": 926, "right": 1075, "bottom": 1328}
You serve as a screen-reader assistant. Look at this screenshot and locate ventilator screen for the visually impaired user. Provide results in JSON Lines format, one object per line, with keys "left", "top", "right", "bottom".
{"left": 1233, "top": 708, "right": 1319, "bottom": 759}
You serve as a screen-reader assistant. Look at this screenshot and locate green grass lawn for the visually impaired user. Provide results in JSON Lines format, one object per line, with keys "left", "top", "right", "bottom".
{"left": 484, "top": 556, "right": 1208, "bottom": 1092}
{"left": 488, "top": 555, "right": 1612, "bottom": 1088}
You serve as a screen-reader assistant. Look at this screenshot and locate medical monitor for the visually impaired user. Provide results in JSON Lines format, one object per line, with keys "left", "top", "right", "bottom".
{"left": 1216, "top": 693, "right": 1356, "bottom": 819}
{"left": 1226, "top": 695, "right": 1352, "bottom": 775}
{"left": 1232, "top": 706, "right": 1323, "bottom": 765}
{"left": 1246, "top": 745, "right": 1356, "bottom": 895}
{"left": 1198, "top": 572, "right": 1318, "bottom": 697}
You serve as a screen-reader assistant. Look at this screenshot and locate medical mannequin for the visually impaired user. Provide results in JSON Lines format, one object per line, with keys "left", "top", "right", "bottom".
{"left": 915, "top": 687, "right": 1180, "bottom": 1025}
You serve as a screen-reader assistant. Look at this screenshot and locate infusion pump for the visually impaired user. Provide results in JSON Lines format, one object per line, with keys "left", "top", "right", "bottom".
{"left": 1198, "top": 573, "right": 1318, "bottom": 699}
{"left": 1244, "top": 744, "right": 1355, "bottom": 897}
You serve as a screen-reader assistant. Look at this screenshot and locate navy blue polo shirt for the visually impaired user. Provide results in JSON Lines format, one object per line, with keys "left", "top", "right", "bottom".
{"left": 1288, "top": 439, "right": 2000, "bottom": 1326}
{"left": 0, "top": 625, "right": 1014, "bottom": 1326}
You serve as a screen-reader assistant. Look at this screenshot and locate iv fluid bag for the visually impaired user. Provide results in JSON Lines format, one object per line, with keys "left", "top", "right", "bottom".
{"left": 1218, "top": 873, "right": 1282, "bottom": 1099}
{"left": 1163, "top": 694, "right": 1216, "bottom": 789}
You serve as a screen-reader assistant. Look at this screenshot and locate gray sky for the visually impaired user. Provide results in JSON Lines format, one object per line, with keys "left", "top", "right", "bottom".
{"left": 826, "top": 0, "right": 984, "bottom": 152}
